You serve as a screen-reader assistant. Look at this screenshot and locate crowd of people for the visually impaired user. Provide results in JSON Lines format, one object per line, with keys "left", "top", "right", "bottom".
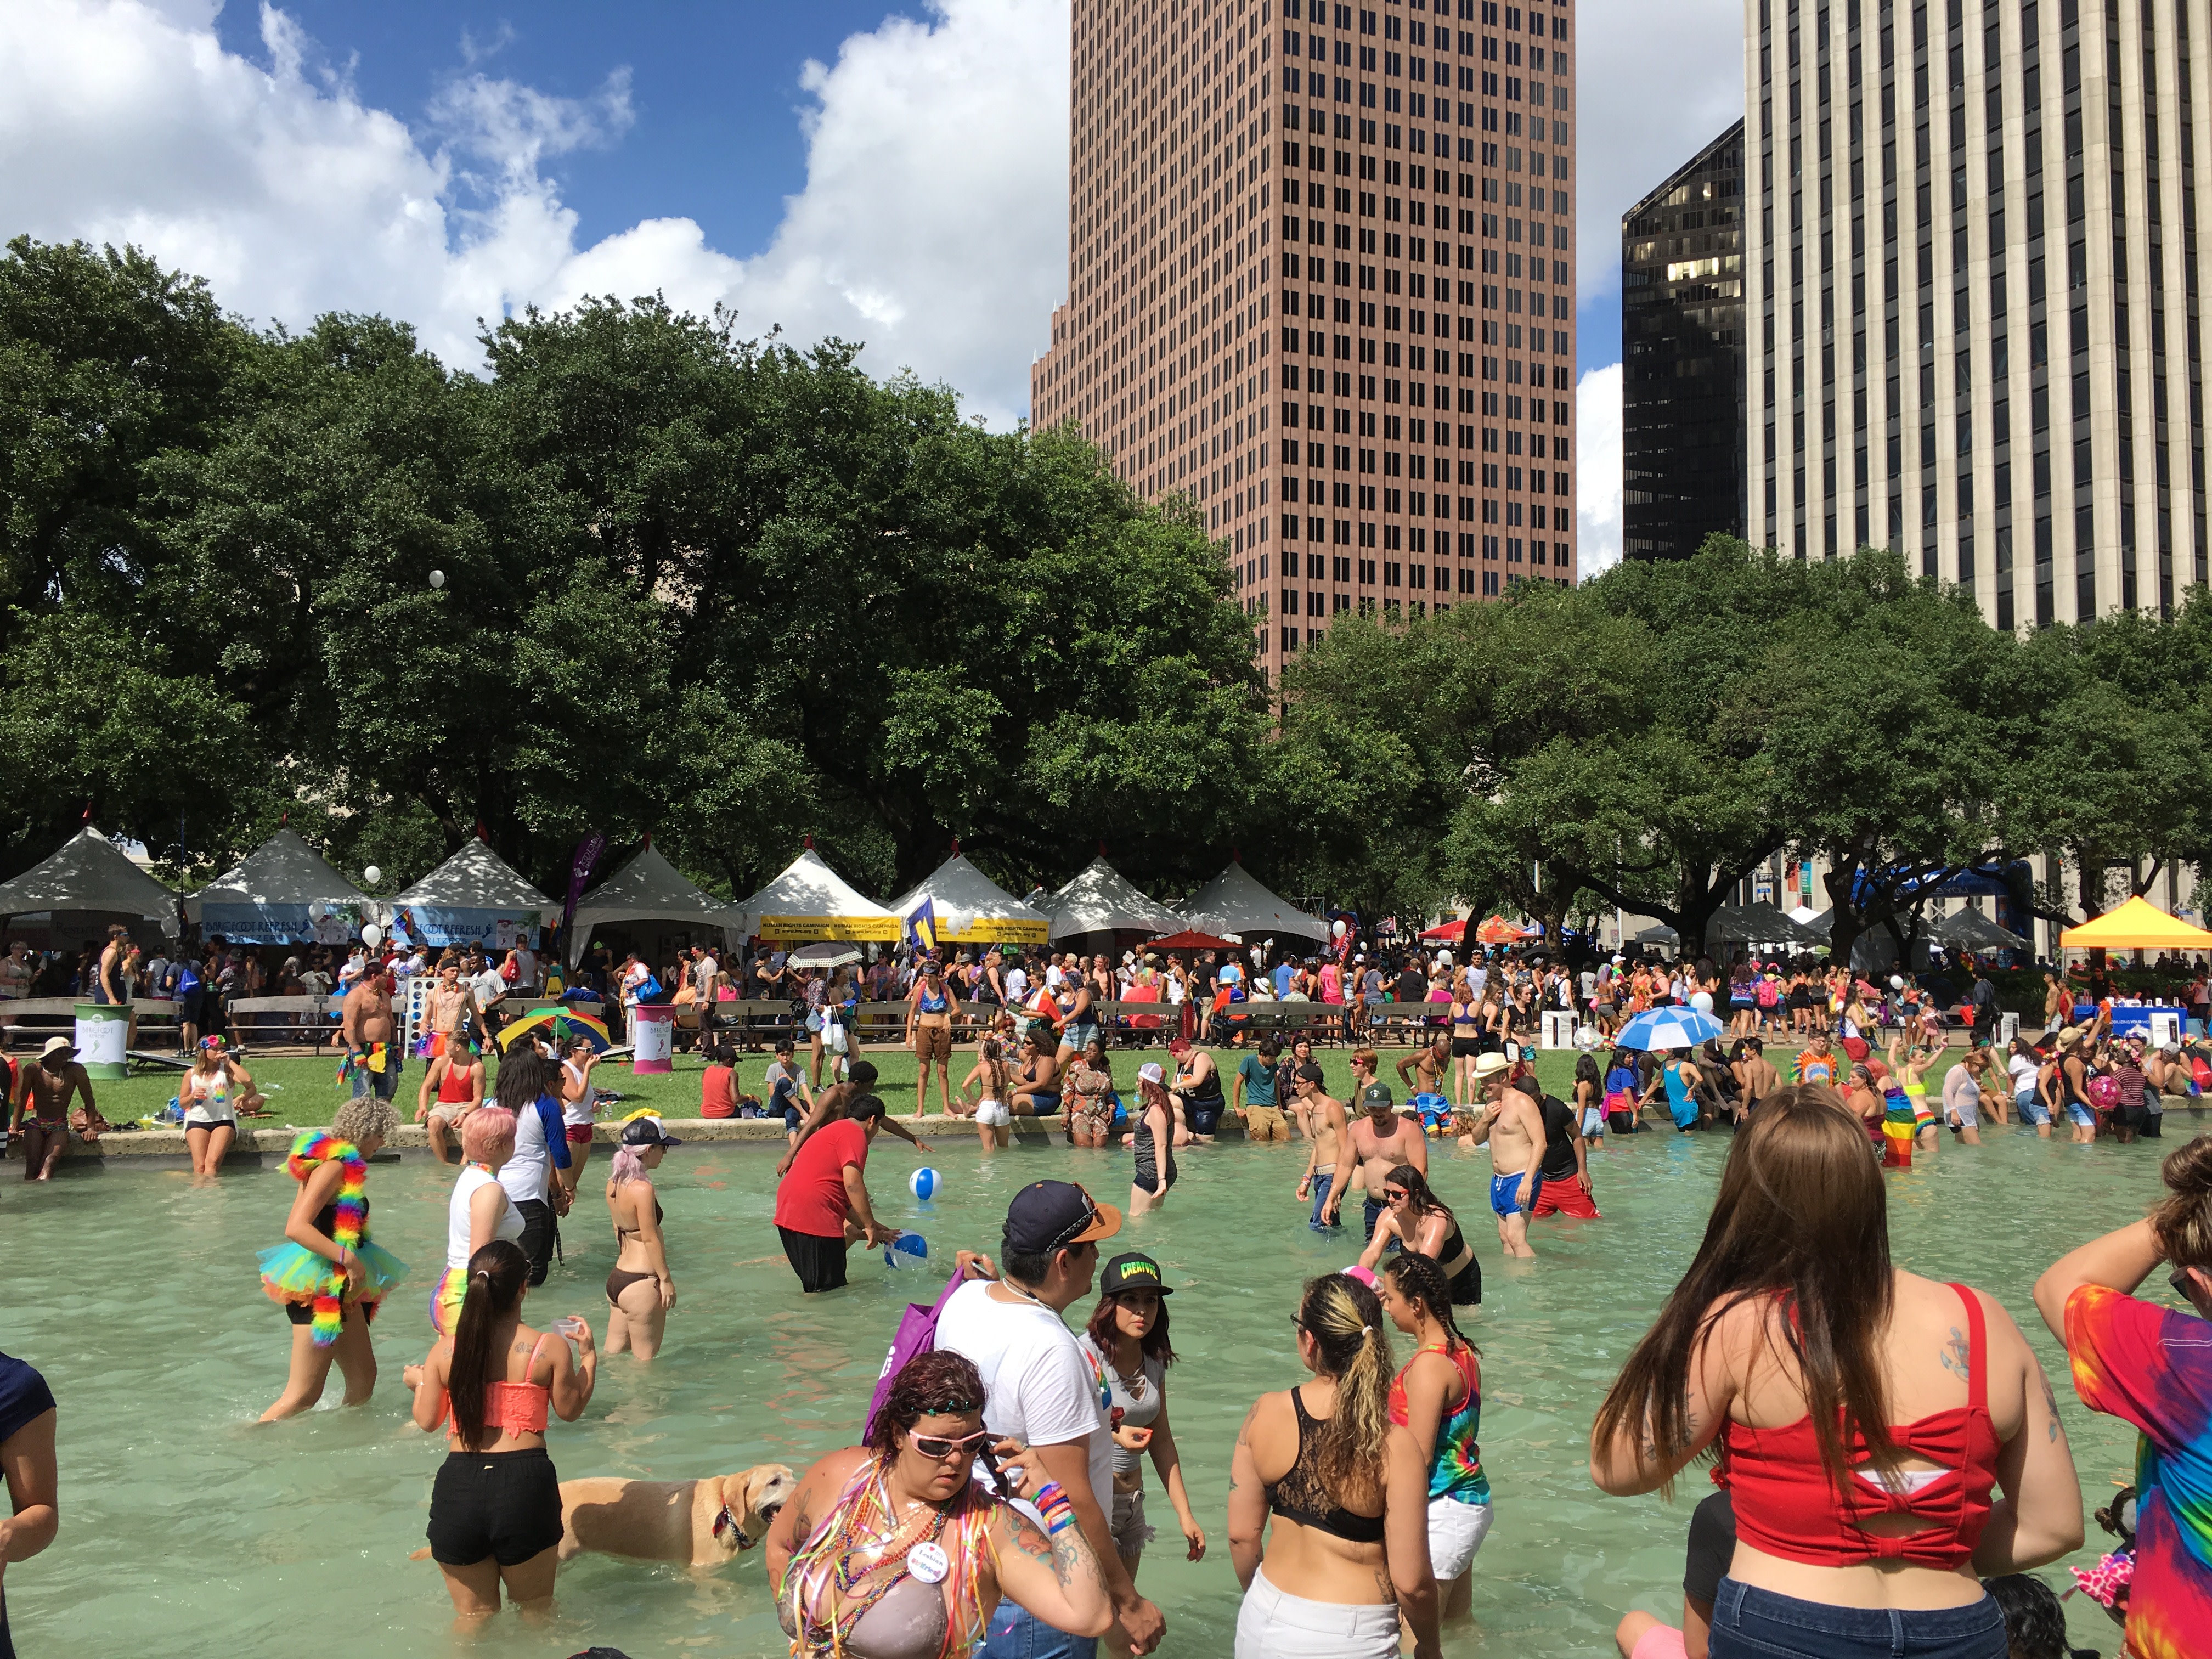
{"left": 10, "top": 923, "right": 2212, "bottom": 1659}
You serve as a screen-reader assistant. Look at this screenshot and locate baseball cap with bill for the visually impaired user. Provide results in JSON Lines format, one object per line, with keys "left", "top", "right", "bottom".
{"left": 618, "top": 1115, "right": 683, "bottom": 1149}
{"left": 1359, "top": 1081, "right": 1395, "bottom": 1111}
{"left": 1003, "top": 1180, "right": 1122, "bottom": 1256}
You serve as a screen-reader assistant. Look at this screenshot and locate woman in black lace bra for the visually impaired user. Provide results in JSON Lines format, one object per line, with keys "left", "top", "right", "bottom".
{"left": 1225, "top": 1273, "right": 1441, "bottom": 1659}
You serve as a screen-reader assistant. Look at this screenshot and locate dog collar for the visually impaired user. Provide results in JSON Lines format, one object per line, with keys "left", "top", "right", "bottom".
{"left": 713, "top": 1504, "right": 754, "bottom": 1549}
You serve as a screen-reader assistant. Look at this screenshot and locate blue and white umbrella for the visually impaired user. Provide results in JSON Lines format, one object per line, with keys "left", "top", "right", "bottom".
{"left": 1615, "top": 1006, "right": 1726, "bottom": 1051}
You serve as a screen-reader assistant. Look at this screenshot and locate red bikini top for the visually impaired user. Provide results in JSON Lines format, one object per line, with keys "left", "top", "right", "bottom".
{"left": 1718, "top": 1284, "right": 2000, "bottom": 1570}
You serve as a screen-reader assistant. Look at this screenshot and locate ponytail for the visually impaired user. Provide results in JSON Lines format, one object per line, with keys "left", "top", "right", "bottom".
{"left": 447, "top": 1240, "right": 527, "bottom": 1450}
{"left": 608, "top": 1144, "right": 647, "bottom": 1187}
{"left": 1297, "top": 1274, "right": 1394, "bottom": 1506}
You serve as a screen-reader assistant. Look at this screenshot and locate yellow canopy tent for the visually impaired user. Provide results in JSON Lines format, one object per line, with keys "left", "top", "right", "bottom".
{"left": 2058, "top": 896, "right": 2212, "bottom": 951}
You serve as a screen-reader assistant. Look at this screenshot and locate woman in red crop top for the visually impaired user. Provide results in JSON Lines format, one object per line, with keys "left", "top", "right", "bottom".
{"left": 1589, "top": 1087, "right": 2082, "bottom": 1659}
{"left": 405, "top": 1238, "right": 597, "bottom": 1620}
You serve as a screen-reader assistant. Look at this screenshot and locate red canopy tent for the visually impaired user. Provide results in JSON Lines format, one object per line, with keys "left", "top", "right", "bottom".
{"left": 1150, "top": 928, "right": 1240, "bottom": 951}
{"left": 1418, "top": 917, "right": 1469, "bottom": 942}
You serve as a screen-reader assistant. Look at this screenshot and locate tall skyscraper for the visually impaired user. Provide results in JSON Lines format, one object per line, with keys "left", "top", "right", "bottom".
{"left": 1030, "top": 0, "right": 1579, "bottom": 676}
{"left": 1622, "top": 121, "right": 1748, "bottom": 561}
{"left": 1745, "top": 0, "right": 2210, "bottom": 625}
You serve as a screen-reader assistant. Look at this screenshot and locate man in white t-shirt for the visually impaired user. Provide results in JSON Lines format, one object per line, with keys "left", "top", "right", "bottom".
{"left": 935, "top": 1182, "right": 1164, "bottom": 1659}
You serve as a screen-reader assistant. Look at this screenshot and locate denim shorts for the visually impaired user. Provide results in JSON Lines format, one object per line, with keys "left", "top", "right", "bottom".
{"left": 974, "top": 1600, "right": 1097, "bottom": 1659}
{"left": 2065, "top": 1101, "right": 2096, "bottom": 1126}
{"left": 1708, "top": 1578, "right": 2005, "bottom": 1659}
{"left": 2015, "top": 1091, "right": 2050, "bottom": 1125}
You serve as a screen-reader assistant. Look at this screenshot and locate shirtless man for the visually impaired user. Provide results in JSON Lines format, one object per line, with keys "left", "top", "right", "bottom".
{"left": 1732, "top": 1036, "right": 1781, "bottom": 1115}
{"left": 1292, "top": 1063, "right": 1350, "bottom": 1232}
{"left": 1467, "top": 1051, "right": 1547, "bottom": 1259}
{"left": 1338, "top": 1076, "right": 1428, "bottom": 1240}
{"left": 777, "top": 1060, "right": 932, "bottom": 1175}
{"left": 10, "top": 1037, "right": 101, "bottom": 1181}
{"left": 339, "top": 963, "right": 402, "bottom": 1102}
{"left": 1394, "top": 1030, "right": 1454, "bottom": 1102}
{"left": 424, "top": 958, "right": 476, "bottom": 1057}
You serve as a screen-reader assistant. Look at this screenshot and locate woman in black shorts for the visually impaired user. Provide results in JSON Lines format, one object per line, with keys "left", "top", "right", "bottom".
{"left": 405, "top": 1239, "right": 597, "bottom": 1618}
{"left": 1449, "top": 980, "right": 1483, "bottom": 1109}
{"left": 1129, "top": 1063, "right": 1178, "bottom": 1215}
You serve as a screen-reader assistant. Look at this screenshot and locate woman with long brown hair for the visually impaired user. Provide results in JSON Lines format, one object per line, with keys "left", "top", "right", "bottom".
{"left": 1589, "top": 1087, "right": 2080, "bottom": 1659}
{"left": 1356, "top": 1166, "right": 1480, "bottom": 1307}
{"left": 1227, "top": 1273, "right": 1439, "bottom": 1659}
{"left": 405, "top": 1238, "right": 596, "bottom": 1620}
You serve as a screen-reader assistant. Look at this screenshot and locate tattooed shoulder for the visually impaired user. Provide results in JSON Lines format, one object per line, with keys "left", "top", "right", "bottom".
{"left": 1940, "top": 1326, "right": 1971, "bottom": 1379}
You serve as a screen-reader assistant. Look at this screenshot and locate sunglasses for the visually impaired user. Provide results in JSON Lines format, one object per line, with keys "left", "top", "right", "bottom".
{"left": 909, "top": 1429, "right": 992, "bottom": 1460}
{"left": 2171, "top": 1269, "right": 2202, "bottom": 1304}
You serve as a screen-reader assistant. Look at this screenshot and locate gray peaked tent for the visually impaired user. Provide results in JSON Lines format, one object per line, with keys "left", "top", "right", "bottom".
{"left": 1043, "top": 858, "right": 1181, "bottom": 944}
{"left": 388, "top": 838, "right": 558, "bottom": 949}
{"left": 1181, "top": 857, "right": 1329, "bottom": 944}
{"left": 888, "top": 852, "right": 1050, "bottom": 945}
{"left": 568, "top": 843, "right": 744, "bottom": 965}
{"left": 0, "top": 828, "right": 180, "bottom": 945}
{"left": 185, "top": 829, "right": 369, "bottom": 944}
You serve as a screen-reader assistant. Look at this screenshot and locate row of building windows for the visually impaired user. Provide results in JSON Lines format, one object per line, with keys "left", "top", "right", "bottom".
{"left": 1280, "top": 105, "right": 1567, "bottom": 152}
{"left": 1283, "top": 290, "right": 1570, "bottom": 325}
{"left": 1281, "top": 501, "right": 1575, "bottom": 540}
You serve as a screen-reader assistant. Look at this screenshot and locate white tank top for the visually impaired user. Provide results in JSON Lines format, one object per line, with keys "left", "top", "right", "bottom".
{"left": 448, "top": 1164, "right": 522, "bottom": 1270}
{"left": 560, "top": 1062, "right": 594, "bottom": 1128}
{"left": 497, "top": 1098, "right": 555, "bottom": 1209}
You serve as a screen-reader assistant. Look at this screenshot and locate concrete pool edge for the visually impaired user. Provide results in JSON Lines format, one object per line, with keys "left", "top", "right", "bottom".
{"left": 7, "top": 1112, "right": 1252, "bottom": 1165}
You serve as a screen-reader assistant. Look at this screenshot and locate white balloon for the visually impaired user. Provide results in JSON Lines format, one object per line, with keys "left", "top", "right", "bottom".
{"left": 1889, "top": 974, "right": 1906, "bottom": 990}
{"left": 361, "top": 923, "right": 383, "bottom": 948}
{"left": 428, "top": 569, "right": 446, "bottom": 589}
{"left": 1690, "top": 990, "right": 1715, "bottom": 1014}
{"left": 1331, "top": 919, "right": 1346, "bottom": 939}
{"left": 363, "top": 865, "right": 382, "bottom": 885}
{"left": 307, "top": 901, "right": 326, "bottom": 921}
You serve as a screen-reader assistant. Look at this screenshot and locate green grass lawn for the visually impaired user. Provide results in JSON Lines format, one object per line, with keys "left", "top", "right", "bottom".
{"left": 89, "top": 1040, "right": 1607, "bottom": 1125}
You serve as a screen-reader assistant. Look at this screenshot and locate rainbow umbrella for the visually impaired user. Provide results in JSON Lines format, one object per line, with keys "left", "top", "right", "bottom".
{"left": 497, "top": 1006, "right": 612, "bottom": 1053}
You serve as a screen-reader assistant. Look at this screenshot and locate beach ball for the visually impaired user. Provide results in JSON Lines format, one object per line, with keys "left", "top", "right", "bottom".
{"left": 909, "top": 1167, "right": 942, "bottom": 1201}
{"left": 884, "top": 1231, "right": 929, "bottom": 1269}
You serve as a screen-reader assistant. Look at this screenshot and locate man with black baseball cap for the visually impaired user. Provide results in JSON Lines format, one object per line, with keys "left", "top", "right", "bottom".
{"left": 936, "top": 1182, "right": 1164, "bottom": 1658}
{"left": 771, "top": 1093, "right": 898, "bottom": 1293}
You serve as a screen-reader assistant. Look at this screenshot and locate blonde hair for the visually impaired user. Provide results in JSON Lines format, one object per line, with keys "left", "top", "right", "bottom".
{"left": 332, "top": 1097, "right": 398, "bottom": 1144}
{"left": 1297, "top": 1274, "right": 1395, "bottom": 1505}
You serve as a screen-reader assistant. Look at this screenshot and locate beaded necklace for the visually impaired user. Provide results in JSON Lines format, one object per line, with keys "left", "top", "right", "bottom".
{"left": 782, "top": 1456, "right": 994, "bottom": 1659}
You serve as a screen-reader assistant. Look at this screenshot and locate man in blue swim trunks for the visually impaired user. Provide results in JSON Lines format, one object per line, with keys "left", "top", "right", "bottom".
{"left": 1468, "top": 1052, "right": 1547, "bottom": 1259}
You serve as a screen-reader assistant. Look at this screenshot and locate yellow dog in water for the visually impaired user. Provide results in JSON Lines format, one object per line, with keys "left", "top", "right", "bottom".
{"left": 557, "top": 1464, "right": 800, "bottom": 1568}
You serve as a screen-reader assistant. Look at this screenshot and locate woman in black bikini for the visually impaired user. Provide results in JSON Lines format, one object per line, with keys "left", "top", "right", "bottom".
{"left": 1226, "top": 1273, "right": 1441, "bottom": 1659}
{"left": 605, "top": 1116, "right": 681, "bottom": 1361}
{"left": 1355, "top": 1166, "right": 1482, "bottom": 1306}
{"left": 1129, "top": 1063, "right": 1178, "bottom": 1216}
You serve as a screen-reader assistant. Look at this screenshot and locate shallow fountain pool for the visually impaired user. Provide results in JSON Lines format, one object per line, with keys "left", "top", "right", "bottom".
{"left": 0, "top": 1118, "right": 2175, "bottom": 1657}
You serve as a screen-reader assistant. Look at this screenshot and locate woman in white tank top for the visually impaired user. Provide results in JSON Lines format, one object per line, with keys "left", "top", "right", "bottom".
{"left": 433, "top": 1106, "right": 524, "bottom": 1336}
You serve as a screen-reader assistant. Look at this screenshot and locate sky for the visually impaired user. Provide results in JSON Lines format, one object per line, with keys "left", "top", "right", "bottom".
{"left": 0, "top": 0, "right": 1745, "bottom": 573}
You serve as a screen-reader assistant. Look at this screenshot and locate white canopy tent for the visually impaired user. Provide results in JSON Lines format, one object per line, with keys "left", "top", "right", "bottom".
{"left": 185, "top": 829, "right": 369, "bottom": 945}
{"left": 0, "top": 828, "right": 180, "bottom": 944}
{"left": 1043, "top": 858, "right": 1181, "bottom": 943}
{"left": 1181, "top": 857, "right": 1329, "bottom": 944}
{"left": 889, "top": 853, "right": 1050, "bottom": 946}
{"left": 735, "top": 849, "right": 900, "bottom": 943}
{"left": 569, "top": 843, "right": 746, "bottom": 966}
{"left": 387, "top": 838, "right": 558, "bottom": 949}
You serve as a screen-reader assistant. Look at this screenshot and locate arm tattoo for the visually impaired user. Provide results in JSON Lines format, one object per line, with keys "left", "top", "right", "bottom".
{"left": 1940, "top": 1326, "right": 1971, "bottom": 1379}
{"left": 2039, "top": 1370, "right": 2065, "bottom": 1443}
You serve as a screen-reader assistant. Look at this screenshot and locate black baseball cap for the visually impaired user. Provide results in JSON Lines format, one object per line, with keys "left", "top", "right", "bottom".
{"left": 1004, "top": 1180, "right": 1122, "bottom": 1255}
{"left": 1294, "top": 1062, "right": 1325, "bottom": 1085}
{"left": 618, "top": 1115, "right": 682, "bottom": 1148}
{"left": 1099, "top": 1252, "right": 1174, "bottom": 1296}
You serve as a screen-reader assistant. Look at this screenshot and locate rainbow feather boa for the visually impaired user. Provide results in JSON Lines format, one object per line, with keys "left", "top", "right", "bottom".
{"left": 286, "top": 1131, "right": 365, "bottom": 1347}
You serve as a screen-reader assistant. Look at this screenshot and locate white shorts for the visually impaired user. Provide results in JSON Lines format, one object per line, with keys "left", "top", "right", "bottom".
{"left": 1427, "top": 1493, "right": 1493, "bottom": 1580}
{"left": 975, "top": 1099, "right": 1010, "bottom": 1127}
{"left": 1234, "top": 1567, "right": 1401, "bottom": 1659}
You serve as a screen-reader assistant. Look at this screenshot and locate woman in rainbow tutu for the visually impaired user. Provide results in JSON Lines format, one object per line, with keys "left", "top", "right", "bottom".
{"left": 765, "top": 1350, "right": 1111, "bottom": 1659}
{"left": 257, "top": 1097, "right": 407, "bottom": 1421}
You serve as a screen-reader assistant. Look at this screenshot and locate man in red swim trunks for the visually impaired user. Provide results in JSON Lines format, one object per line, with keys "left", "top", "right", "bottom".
{"left": 1520, "top": 1073, "right": 1600, "bottom": 1221}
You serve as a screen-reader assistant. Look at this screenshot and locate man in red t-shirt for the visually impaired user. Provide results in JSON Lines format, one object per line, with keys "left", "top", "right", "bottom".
{"left": 772, "top": 1094, "right": 898, "bottom": 1292}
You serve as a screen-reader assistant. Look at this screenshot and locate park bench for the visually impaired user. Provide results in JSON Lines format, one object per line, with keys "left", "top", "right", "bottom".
{"left": 224, "top": 995, "right": 345, "bottom": 1049}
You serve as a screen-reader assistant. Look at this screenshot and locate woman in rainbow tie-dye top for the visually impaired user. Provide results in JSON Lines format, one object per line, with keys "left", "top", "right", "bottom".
{"left": 2036, "top": 1136, "right": 2212, "bottom": 1659}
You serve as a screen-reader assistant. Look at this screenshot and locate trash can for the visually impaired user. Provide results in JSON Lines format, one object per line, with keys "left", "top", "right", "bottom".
{"left": 630, "top": 1003, "right": 677, "bottom": 1075}
{"left": 74, "top": 1002, "right": 131, "bottom": 1080}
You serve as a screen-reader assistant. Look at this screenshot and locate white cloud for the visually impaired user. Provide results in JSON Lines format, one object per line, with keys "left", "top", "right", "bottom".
{"left": 1577, "top": 363, "right": 1623, "bottom": 578}
{"left": 1573, "top": 0, "right": 1744, "bottom": 314}
{"left": 0, "top": 0, "right": 1068, "bottom": 426}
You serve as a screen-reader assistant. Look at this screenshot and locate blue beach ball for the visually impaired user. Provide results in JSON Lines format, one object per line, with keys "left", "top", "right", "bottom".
{"left": 909, "top": 1167, "right": 942, "bottom": 1201}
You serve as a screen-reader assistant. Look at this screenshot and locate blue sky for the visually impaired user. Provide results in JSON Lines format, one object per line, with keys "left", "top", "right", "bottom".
{"left": 2, "top": 0, "right": 1742, "bottom": 567}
